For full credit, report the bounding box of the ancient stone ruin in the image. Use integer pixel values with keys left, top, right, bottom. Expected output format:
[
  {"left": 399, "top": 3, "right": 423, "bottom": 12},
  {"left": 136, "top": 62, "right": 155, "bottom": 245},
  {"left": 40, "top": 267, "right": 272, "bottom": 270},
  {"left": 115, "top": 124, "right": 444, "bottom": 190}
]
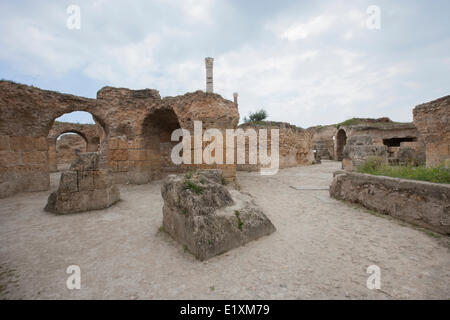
[
  {"left": 330, "top": 170, "right": 450, "bottom": 235},
  {"left": 413, "top": 95, "right": 450, "bottom": 167},
  {"left": 308, "top": 118, "right": 426, "bottom": 171},
  {"left": 161, "top": 169, "right": 276, "bottom": 260},
  {"left": 340, "top": 122, "right": 425, "bottom": 170},
  {"left": 45, "top": 152, "right": 120, "bottom": 214},
  {"left": 0, "top": 80, "right": 239, "bottom": 199},
  {"left": 237, "top": 121, "right": 314, "bottom": 171},
  {"left": 48, "top": 121, "right": 103, "bottom": 172}
]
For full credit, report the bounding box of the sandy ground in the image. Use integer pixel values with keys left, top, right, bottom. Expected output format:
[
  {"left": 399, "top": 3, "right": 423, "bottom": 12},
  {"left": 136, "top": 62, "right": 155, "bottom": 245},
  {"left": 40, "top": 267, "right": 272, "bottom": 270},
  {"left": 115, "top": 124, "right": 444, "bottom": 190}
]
[{"left": 0, "top": 161, "right": 449, "bottom": 299}]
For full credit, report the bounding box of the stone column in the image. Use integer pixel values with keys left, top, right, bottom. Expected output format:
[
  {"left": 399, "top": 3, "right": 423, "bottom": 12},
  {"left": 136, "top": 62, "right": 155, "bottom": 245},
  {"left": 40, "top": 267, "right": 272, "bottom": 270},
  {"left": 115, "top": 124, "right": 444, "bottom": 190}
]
[
  {"left": 205, "top": 57, "right": 214, "bottom": 93},
  {"left": 233, "top": 92, "right": 238, "bottom": 105}
]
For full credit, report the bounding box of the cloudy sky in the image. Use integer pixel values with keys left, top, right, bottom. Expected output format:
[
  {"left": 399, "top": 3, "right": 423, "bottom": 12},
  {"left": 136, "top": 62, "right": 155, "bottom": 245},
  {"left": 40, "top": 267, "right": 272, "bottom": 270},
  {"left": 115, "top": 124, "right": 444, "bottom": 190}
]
[{"left": 1, "top": 0, "right": 449, "bottom": 127}]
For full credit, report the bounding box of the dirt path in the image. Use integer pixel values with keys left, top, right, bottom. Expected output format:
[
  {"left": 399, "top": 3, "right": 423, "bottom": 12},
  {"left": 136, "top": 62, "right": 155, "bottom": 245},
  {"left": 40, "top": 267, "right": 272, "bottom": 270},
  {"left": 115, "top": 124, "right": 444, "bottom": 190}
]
[{"left": 0, "top": 161, "right": 449, "bottom": 299}]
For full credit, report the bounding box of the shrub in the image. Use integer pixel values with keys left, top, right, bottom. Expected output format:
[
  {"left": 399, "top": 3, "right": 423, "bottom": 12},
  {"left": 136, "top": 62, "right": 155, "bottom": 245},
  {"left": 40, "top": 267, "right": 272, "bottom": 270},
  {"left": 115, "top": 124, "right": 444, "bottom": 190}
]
[{"left": 244, "top": 109, "right": 268, "bottom": 123}]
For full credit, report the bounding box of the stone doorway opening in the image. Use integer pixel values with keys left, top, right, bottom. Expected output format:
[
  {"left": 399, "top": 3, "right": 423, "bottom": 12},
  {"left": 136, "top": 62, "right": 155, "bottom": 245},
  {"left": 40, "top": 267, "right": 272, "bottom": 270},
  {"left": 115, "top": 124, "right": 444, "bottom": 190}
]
[
  {"left": 142, "top": 108, "right": 184, "bottom": 179},
  {"left": 55, "top": 132, "right": 87, "bottom": 171},
  {"left": 48, "top": 111, "right": 105, "bottom": 172},
  {"left": 336, "top": 129, "right": 347, "bottom": 161}
]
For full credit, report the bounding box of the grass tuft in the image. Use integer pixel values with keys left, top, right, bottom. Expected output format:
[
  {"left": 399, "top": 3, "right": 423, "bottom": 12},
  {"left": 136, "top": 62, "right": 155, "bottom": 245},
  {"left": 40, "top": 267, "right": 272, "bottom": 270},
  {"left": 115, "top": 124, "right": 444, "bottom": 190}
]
[
  {"left": 184, "top": 179, "right": 204, "bottom": 194},
  {"left": 358, "top": 157, "right": 450, "bottom": 184}
]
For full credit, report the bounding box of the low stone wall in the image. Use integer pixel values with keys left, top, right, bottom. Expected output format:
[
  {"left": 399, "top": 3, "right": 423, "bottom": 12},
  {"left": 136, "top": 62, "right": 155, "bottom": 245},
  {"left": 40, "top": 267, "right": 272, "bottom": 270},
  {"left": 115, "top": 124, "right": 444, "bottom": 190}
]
[{"left": 329, "top": 171, "right": 450, "bottom": 235}]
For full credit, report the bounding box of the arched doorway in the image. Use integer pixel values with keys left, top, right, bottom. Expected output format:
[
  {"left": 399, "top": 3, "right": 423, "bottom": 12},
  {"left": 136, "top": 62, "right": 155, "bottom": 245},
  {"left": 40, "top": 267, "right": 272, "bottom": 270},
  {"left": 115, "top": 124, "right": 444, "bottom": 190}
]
[
  {"left": 142, "top": 108, "right": 183, "bottom": 179},
  {"left": 55, "top": 132, "right": 87, "bottom": 171},
  {"left": 336, "top": 129, "right": 347, "bottom": 161},
  {"left": 47, "top": 112, "right": 105, "bottom": 172}
]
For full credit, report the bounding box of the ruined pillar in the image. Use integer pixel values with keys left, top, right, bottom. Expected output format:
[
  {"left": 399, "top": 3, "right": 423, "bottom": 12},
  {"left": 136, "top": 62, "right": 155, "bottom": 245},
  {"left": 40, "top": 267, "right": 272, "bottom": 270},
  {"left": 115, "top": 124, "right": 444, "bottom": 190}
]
[
  {"left": 233, "top": 92, "right": 238, "bottom": 105},
  {"left": 205, "top": 57, "right": 214, "bottom": 93}
]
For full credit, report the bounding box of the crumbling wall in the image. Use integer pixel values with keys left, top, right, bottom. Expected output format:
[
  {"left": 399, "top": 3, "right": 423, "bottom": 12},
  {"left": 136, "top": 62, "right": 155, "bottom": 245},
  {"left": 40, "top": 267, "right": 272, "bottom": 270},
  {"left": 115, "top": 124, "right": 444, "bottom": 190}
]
[
  {"left": 341, "top": 123, "right": 424, "bottom": 170},
  {"left": 308, "top": 125, "right": 338, "bottom": 160},
  {"left": 413, "top": 95, "right": 450, "bottom": 167},
  {"left": 236, "top": 122, "right": 314, "bottom": 171},
  {"left": 0, "top": 81, "right": 239, "bottom": 198},
  {"left": 330, "top": 170, "right": 450, "bottom": 235},
  {"left": 56, "top": 134, "right": 86, "bottom": 170}
]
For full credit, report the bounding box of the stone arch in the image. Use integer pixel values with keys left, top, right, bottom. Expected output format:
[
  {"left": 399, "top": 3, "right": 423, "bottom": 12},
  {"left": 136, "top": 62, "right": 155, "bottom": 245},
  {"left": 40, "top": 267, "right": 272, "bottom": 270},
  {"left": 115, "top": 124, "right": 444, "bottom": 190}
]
[
  {"left": 336, "top": 129, "right": 347, "bottom": 161},
  {"left": 47, "top": 116, "right": 105, "bottom": 172},
  {"left": 142, "top": 107, "right": 183, "bottom": 179},
  {"left": 54, "top": 132, "right": 87, "bottom": 171}
]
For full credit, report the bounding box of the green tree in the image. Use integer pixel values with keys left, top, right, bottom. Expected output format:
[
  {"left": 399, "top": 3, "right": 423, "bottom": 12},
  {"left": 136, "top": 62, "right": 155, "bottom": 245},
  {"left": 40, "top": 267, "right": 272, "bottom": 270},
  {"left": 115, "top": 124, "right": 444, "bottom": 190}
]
[{"left": 243, "top": 109, "right": 268, "bottom": 123}]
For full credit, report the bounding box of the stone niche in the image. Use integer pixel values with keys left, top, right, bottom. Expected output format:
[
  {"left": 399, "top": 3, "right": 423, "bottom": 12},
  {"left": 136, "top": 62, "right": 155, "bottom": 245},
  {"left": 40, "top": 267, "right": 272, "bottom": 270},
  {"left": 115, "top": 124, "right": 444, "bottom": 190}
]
[
  {"left": 45, "top": 152, "right": 120, "bottom": 214},
  {"left": 161, "top": 169, "right": 276, "bottom": 261}
]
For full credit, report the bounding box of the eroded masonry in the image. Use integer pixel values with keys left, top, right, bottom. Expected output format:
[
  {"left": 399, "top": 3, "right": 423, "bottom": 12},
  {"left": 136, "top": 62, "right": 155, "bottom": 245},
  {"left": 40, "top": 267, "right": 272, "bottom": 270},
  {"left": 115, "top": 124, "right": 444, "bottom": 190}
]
[{"left": 0, "top": 80, "right": 239, "bottom": 199}]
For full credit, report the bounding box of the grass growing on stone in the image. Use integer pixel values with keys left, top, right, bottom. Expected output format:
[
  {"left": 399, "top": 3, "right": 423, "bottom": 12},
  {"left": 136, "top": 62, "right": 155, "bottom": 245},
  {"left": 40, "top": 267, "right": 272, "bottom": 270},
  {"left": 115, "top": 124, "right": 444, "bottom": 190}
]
[
  {"left": 184, "top": 179, "right": 204, "bottom": 194},
  {"left": 358, "top": 157, "right": 450, "bottom": 184},
  {"left": 221, "top": 176, "right": 227, "bottom": 185},
  {"left": 234, "top": 210, "right": 244, "bottom": 230}
]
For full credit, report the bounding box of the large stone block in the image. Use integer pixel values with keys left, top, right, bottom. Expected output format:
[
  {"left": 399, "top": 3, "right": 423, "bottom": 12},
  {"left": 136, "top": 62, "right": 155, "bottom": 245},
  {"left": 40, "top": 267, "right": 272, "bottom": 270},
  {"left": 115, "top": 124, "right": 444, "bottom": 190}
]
[
  {"left": 330, "top": 171, "right": 450, "bottom": 235},
  {"left": 59, "top": 171, "right": 78, "bottom": 193},
  {"left": 22, "top": 151, "right": 47, "bottom": 164},
  {"left": 45, "top": 152, "right": 120, "bottom": 214},
  {"left": 78, "top": 170, "right": 94, "bottom": 191},
  {"left": 161, "top": 170, "right": 276, "bottom": 260},
  {"left": 70, "top": 152, "right": 99, "bottom": 171},
  {"left": 0, "top": 136, "right": 10, "bottom": 151}
]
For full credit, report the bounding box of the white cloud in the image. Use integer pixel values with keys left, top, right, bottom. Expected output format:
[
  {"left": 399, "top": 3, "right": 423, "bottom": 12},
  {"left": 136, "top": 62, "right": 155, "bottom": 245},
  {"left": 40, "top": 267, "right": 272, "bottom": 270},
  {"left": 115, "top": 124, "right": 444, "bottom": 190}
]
[
  {"left": 0, "top": 0, "right": 449, "bottom": 127},
  {"left": 279, "top": 15, "right": 334, "bottom": 41}
]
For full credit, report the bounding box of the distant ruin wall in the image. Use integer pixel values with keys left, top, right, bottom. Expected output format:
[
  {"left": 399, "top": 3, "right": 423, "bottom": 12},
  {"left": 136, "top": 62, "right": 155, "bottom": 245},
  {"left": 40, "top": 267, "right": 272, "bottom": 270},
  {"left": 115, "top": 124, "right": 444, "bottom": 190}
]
[
  {"left": 309, "top": 125, "right": 338, "bottom": 160},
  {"left": 413, "top": 96, "right": 450, "bottom": 168},
  {"left": 236, "top": 122, "right": 314, "bottom": 171},
  {"left": 330, "top": 171, "right": 450, "bottom": 235},
  {"left": 341, "top": 123, "right": 425, "bottom": 171}
]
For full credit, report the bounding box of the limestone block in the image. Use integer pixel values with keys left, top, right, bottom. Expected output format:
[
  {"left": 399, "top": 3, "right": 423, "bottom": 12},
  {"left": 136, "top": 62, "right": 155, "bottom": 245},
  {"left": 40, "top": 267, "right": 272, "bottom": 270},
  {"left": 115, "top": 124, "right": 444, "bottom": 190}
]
[
  {"left": 78, "top": 170, "right": 94, "bottom": 191},
  {"left": 59, "top": 171, "right": 78, "bottom": 193},
  {"left": 45, "top": 152, "right": 120, "bottom": 214},
  {"left": 161, "top": 169, "right": 276, "bottom": 260},
  {"left": 70, "top": 152, "right": 99, "bottom": 171}
]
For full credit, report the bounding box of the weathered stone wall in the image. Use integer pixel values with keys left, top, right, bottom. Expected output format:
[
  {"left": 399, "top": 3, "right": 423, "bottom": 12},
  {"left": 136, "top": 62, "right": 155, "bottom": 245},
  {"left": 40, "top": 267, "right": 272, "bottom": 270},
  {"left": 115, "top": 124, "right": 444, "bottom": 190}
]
[
  {"left": 413, "top": 95, "right": 450, "bottom": 167},
  {"left": 308, "top": 125, "right": 338, "bottom": 160},
  {"left": 330, "top": 171, "right": 450, "bottom": 235},
  {"left": 56, "top": 134, "right": 86, "bottom": 169},
  {"left": 0, "top": 80, "right": 239, "bottom": 198},
  {"left": 236, "top": 122, "right": 314, "bottom": 171},
  {"left": 341, "top": 123, "right": 424, "bottom": 170}
]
